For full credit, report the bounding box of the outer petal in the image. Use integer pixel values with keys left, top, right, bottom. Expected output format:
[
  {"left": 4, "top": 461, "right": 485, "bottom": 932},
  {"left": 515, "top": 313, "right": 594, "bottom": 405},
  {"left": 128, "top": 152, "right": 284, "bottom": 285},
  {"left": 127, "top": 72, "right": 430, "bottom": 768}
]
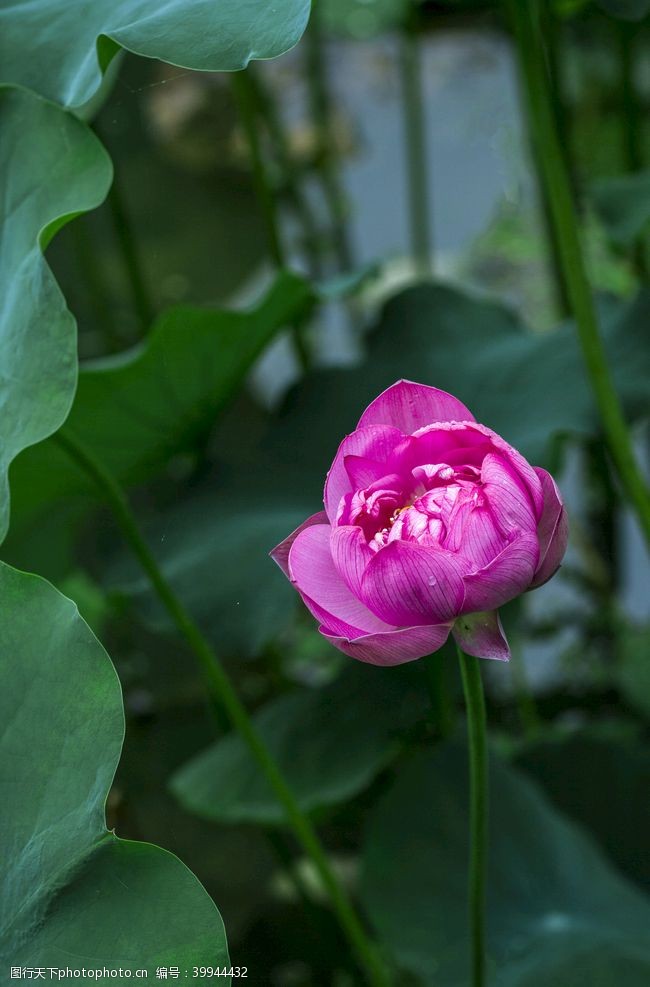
[
  {"left": 357, "top": 379, "right": 475, "bottom": 432},
  {"left": 288, "top": 524, "right": 392, "bottom": 636},
  {"left": 452, "top": 610, "right": 510, "bottom": 662},
  {"left": 461, "top": 531, "right": 539, "bottom": 614},
  {"left": 360, "top": 541, "right": 466, "bottom": 626},
  {"left": 320, "top": 621, "right": 453, "bottom": 666},
  {"left": 324, "top": 424, "right": 404, "bottom": 523},
  {"left": 331, "top": 524, "right": 373, "bottom": 597},
  {"left": 270, "top": 511, "right": 329, "bottom": 578},
  {"left": 529, "top": 467, "right": 569, "bottom": 589}
]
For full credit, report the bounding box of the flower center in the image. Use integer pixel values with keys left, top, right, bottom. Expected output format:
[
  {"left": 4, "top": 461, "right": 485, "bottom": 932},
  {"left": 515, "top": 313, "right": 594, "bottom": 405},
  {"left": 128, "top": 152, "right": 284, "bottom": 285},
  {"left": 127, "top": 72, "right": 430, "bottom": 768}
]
[{"left": 352, "top": 462, "right": 487, "bottom": 554}]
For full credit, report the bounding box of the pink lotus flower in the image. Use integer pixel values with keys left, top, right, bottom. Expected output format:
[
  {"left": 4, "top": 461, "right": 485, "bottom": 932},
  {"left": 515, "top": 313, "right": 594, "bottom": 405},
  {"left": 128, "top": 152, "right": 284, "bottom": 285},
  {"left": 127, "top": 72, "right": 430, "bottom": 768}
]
[{"left": 271, "top": 381, "right": 568, "bottom": 664}]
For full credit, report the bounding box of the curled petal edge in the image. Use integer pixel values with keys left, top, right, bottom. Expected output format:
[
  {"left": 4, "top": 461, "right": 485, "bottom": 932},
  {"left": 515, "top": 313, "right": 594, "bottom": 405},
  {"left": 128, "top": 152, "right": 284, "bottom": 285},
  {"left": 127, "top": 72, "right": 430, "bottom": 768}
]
[{"left": 269, "top": 511, "right": 329, "bottom": 578}]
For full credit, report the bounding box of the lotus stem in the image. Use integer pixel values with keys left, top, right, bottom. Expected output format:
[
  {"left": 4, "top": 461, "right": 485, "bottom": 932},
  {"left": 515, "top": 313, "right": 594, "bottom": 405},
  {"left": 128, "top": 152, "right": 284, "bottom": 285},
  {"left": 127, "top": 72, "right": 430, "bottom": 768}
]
[
  {"left": 457, "top": 644, "right": 488, "bottom": 987},
  {"left": 506, "top": 0, "right": 650, "bottom": 548},
  {"left": 54, "top": 428, "right": 390, "bottom": 987}
]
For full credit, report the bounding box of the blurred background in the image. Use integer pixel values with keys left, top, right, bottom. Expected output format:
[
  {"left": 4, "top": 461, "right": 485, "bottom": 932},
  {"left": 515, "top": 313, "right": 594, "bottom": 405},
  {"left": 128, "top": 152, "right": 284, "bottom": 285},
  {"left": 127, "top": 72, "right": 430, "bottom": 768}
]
[{"left": 7, "top": 1, "right": 650, "bottom": 983}]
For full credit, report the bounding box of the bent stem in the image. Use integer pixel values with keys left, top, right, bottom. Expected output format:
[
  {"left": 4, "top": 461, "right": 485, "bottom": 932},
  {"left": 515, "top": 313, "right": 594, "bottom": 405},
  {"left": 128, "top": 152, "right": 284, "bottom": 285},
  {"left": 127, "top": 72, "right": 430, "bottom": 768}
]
[
  {"left": 457, "top": 644, "right": 488, "bottom": 987},
  {"left": 506, "top": 0, "right": 650, "bottom": 548},
  {"left": 54, "top": 429, "right": 389, "bottom": 987}
]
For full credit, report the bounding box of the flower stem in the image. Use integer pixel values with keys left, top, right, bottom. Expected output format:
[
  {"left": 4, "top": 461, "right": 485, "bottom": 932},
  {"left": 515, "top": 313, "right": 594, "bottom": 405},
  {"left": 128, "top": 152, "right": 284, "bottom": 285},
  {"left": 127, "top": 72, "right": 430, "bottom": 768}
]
[
  {"left": 505, "top": 0, "right": 650, "bottom": 549},
  {"left": 398, "top": 14, "right": 432, "bottom": 278},
  {"left": 54, "top": 428, "right": 389, "bottom": 987},
  {"left": 456, "top": 644, "right": 488, "bottom": 987}
]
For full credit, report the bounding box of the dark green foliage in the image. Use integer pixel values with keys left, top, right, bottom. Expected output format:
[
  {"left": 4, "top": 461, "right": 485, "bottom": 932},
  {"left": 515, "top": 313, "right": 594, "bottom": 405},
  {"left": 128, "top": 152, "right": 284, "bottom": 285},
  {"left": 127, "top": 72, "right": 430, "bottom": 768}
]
[{"left": 361, "top": 744, "right": 650, "bottom": 986}]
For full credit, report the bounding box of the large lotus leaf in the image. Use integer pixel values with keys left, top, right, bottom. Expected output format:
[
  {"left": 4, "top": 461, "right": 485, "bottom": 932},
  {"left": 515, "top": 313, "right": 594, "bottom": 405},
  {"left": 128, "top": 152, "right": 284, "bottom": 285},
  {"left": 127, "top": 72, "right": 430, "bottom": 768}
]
[
  {"left": 5, "top": 273, "right": 314, "bottom": 554},
  {"left": 256, "top": 283, "right": 650, "bottom": 479},
  {"left": 361, "top": 744, "right": 650, "bottom": 986},
  {"left": 171, "top": 663, "right": 430, "bottom": 824},
  {"left": 0, "top": 85, "right": 112, "bottom": 545},
  {"left": 0, "top": 0, "right": 311, "bottom": 108},
  {"left": 592, "top": 171, "right": 650, "bottom": 247},
  {"left": 0, "top": 562, "right": 229, "bottom": 980},
  {"left": 516, "top": 732, "right": 650, "bottom": 891}
]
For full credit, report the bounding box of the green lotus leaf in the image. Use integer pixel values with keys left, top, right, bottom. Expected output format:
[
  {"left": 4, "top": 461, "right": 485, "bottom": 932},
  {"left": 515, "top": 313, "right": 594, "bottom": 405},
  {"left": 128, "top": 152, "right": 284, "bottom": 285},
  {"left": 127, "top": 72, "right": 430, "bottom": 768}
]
[
  {"left": 0, "top": 85, "right": 112, "bottom": 545},
  {"left": 0, "top": 561, "right": 229, "bottom": 980},
  {"left": 0, "top": 0, "right": 311, "bottom": 108}
]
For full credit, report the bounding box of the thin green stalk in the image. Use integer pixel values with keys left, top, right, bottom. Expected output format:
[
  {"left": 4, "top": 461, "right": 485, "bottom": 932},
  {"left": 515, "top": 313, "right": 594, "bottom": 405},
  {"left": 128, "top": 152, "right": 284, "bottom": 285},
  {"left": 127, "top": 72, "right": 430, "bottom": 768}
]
[
  {"left": 231, "top": 70, "right": 311, "bottom": 372},
  {"left": 398, "top": 18, "right": 432, "bottom": 278},
  {"left": 54, "top": 429, "right": 389, "bottom": 987},
  {"left": 506, "top": 0, "right": 650, "bottom": 548},
  {"left": 105, "top": 174, "right": 155, "bottom": 334},
  {"left": 457, "top": 645, "right": 488, "bottom": 987},
  {"left": 542, "top": 0, "right": 574, "bottom": 191},
  {"left": 305, "top": 3, "right": 354, "bottom": 274}
]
